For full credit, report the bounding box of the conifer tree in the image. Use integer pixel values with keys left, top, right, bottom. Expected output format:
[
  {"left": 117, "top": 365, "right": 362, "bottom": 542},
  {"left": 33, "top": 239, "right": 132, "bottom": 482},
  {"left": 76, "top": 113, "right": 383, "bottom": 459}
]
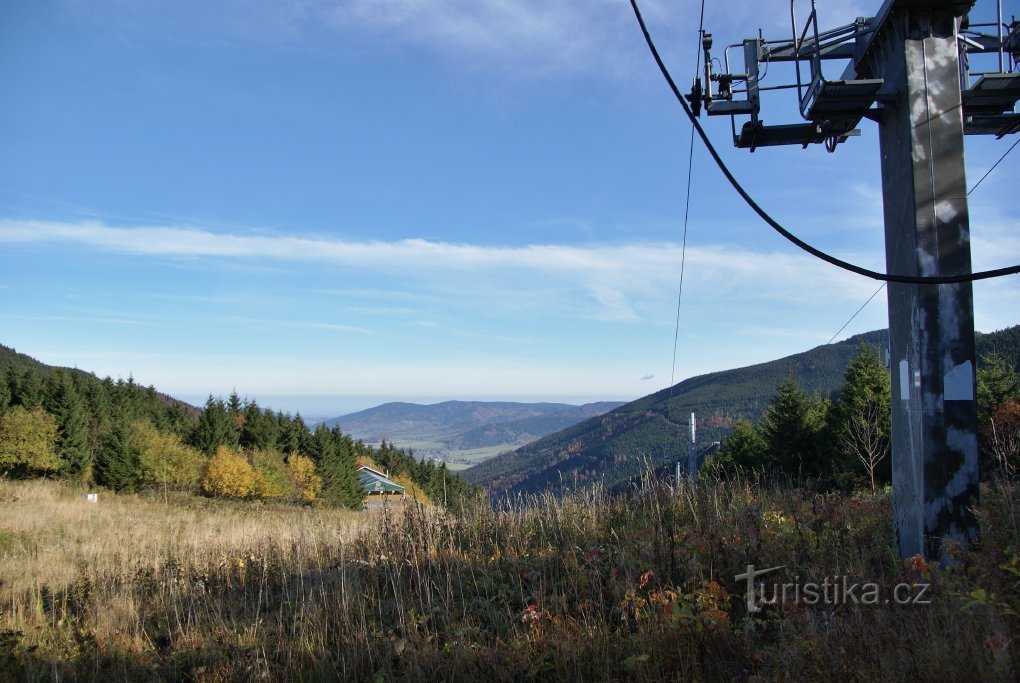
[
  {"left": 281, "top": 414, "right": 310, "bottom": 455},
  {"left": 13, "top": 368, "right": 43, "bottom": 408},
  {"left": 95, "top": 420, "right": 139, "bottom": 491},
  {"left": 191, "top": 396, "right": 235, "bottom": 455},
  {"left": 240, "top": 401, "right": 281, "bottom": 450},
  {"left": 226, "top": 390, "right": 243, "bottom": 437},
  {"left": 759, "top": 375, "right": 827, "bottom": 479},
  {"left": 316, "top": 426, "right": 364, "bottom": 508},
  {"left": 0, "top": 373, "right": 9, "bottom": 412},
  {"left": 829, "top": 345, "right": 890, "bottom": 491},
  {"left": 227, "top": 390, "right": 242, "bottom": 419},
  {"left": 43, "top": 371, "right": 91, "bottom": 479},
  {"left": 163, "top": 402, "right": 194, "bottom": 437},
  {"left": 711, "top": 418, "right": 766, "bottom": 474},
  {"left": 2, "top": 366, "right": 17, "bottom": 410},
  {"left": 79, "top": 375, "right": 115, "bottom": 461}
]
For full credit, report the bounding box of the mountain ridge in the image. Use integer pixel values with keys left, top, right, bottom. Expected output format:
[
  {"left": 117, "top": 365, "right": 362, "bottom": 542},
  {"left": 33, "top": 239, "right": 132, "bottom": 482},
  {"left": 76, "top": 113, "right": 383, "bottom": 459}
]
[
  {"left": 323, "top": 400, "right": 625, "bottom": 467},
  {"left": 464, "top": 325, "right": 1020, "bottom": 496}
]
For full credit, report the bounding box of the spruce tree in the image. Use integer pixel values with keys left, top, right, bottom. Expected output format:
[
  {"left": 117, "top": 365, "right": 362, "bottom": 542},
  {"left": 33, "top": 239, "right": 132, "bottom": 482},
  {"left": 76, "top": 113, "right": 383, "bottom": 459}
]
[
  {"left": 713, "top": 418, "right": 766, "bottom": 473},
  {"left": 43, "top": 371, "right": 91, "bottom": 479},
  {"left": 95, "top": 420, "right": 138, "bottom": 491},
  {"left": 759, "top": 375, "right": 827, "bottom": 479},
  {"left": 240, "top": 401, "right": 280, "bottom": 450},
  {"left": 281, "top": 414, "right": 310, "bottom": 455},
  {"left": 163, "top": 402, "right": 194, "bottom": 437},
  {"left": 191, "top": 396, "right": 234, "bottom": 456},
  {"left": 2, "top": 367, "right": 17, "bottom": 410},
  {"left": 80, "top": 376, "right": 115, "bottom": 463},
  {"left": 13, "top": 368, "right": 43, "bottom": 408},
  {"left": 829, "top": 345, "right": 890, "bottom": 491},
  {"left": 317, "top": 426, "right": 364, "bottom": 508}
]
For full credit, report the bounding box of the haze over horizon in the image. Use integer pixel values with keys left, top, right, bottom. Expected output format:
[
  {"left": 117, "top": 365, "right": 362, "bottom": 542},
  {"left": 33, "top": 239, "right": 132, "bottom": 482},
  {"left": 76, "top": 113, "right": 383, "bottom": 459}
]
[{"left": 3, "top": 0, "right": 1017, "bottom": 418}]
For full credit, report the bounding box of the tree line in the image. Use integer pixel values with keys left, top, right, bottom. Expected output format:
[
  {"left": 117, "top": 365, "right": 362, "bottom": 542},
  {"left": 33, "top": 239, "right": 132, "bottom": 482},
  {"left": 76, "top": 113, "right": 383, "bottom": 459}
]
[
  {"left": 0, "top": 349, "right": 475, "bottom": 509},
  {"left": 708, "top": 345, "right": 1020, "bottom": 489}
]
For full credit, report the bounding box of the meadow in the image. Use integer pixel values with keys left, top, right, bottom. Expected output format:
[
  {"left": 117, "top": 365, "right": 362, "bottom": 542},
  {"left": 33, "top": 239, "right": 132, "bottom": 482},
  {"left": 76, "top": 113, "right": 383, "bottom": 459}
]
[{"left": 0, "top": 475, "right": 1016, "bottom": 681}]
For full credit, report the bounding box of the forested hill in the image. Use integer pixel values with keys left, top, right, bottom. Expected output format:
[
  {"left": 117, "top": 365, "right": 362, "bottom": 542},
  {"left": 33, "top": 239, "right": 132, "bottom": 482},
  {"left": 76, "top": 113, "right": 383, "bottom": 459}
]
[
  {"left": 0, "top": 344, "right": 200, "bottom": 417},
  {"left": 0, "top": 344, "right": 474, "bottom": 510},
  {"left": 464, "top": 325, "right": 1020, "bottom": 496}
]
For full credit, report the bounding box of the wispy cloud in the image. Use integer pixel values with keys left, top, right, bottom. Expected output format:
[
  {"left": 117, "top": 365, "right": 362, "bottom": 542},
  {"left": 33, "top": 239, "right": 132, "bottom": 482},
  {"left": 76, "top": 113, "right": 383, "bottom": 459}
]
[
  {"left": 296, "top": 322, "right": 371, "bottom": 334},
  {"left": 0, "top": 218, "right": 906, "bottom": 321},
  {"left": 19, "top": 315, "right": 163, "bottom": 327},
  {"left": 217, "top": 314, "right": 371, "bottom": 335},
  {"left": 323, "top": 0, "right": 652, "bottom": 76}
]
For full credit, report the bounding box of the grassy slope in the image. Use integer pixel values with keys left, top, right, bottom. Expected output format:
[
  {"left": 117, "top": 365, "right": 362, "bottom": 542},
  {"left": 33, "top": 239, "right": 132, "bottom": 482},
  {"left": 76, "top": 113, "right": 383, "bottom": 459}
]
[{"left": 1, "top": 476, "right": 1016, "bottom": 680}]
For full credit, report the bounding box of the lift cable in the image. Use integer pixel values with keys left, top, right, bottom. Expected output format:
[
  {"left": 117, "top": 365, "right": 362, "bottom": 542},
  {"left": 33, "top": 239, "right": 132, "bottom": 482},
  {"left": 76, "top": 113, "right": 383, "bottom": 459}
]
[
  {"left": 667, "top": 0, "right": 706, "bottom": 400},
  {"left": 827, "top": 283, "right": 886, "bottom": 345},
  {"left": 825, "top": 136, "right": 1017, "bottom": 344},
  {"left": 628, "top": 0, "right": 1020, "bottom": 285},
  {"left": 665, "top": 0, "right": 707, "bottom": 480},
  {"left": 968, "top": 137, "right": 1019, "bottom": 196}
]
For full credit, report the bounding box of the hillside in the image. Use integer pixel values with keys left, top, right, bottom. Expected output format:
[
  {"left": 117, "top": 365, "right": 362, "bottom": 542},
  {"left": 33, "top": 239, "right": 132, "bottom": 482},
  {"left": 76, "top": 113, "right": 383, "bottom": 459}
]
[
  {"left": 465, "top": 325, "right": 1020, "bottom": 495},
  {"left": 0, "top": 344, "right": 201, "bottom": 417},
  {"left": 1, "top": 343, "right": 475, "bottom": 510},
  {"left": 323, "top": 400, "right": 623, "bottom": 468}
]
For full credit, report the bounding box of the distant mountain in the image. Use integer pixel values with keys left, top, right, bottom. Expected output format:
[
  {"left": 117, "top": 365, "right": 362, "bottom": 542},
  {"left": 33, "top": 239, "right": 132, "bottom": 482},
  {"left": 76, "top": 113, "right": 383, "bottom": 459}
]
[
  {"left": 322, "top": 400, "right": 624, "bottom": 467},
  {"left": 464, "top": 325, "right": 1020, "bottom": 496}
]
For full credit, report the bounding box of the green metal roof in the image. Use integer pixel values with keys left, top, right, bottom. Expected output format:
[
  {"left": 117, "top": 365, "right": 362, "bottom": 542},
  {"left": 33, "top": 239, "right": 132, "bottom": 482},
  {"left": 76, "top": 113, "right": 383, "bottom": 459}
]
[{"left": 358, "top": 466, "right": 405, "bottom": 493}]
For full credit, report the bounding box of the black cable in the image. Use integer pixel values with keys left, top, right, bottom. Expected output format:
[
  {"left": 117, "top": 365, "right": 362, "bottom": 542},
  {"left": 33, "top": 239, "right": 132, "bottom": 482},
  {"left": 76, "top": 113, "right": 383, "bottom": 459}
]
[
  {"left": 827, "top": 283, "right": 885, "bottom": 344},
  {"left": 968, "top": 137, "right": 1019, "bottom": 196},
  {"left": 628, "top": 0, "right": 1020, "bottom": 286},
  {"left": 666, "top": 0, "right": 707, "bottom": 482},
  {"left": 666, "top": 105, "right": 696, "bottom": 397},
  {"left": 668, "top": 0, "right": 706, "bottom": 396}
]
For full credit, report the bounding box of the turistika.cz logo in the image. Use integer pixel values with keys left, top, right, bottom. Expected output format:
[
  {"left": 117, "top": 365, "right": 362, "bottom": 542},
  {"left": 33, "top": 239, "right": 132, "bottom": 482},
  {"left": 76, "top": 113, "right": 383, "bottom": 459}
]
[{"left": 735, "top": 564, "right": 931, "bottom": 613}]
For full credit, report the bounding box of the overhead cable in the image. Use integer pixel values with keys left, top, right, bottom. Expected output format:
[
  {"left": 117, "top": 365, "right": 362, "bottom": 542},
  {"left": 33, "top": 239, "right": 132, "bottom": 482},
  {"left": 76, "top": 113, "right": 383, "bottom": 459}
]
[
  {"left": 827, "top": 283, "right": 886, "bottom": 345},
  {"left": 968, "top": 137, "right": 1019, "bottom": 195},
  {"left": 667, "top": 0, "right": 706, "bottom": 404},
  {"left": 628, "top": 0, "right": 1020, "bottom": 285}
]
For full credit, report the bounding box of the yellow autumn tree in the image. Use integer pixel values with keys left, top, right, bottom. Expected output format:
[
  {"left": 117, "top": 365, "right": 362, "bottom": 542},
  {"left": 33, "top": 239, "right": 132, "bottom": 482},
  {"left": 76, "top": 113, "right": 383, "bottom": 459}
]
[
  {"left": 251, "top": 448, "right": 295, "bottom": 500},
  {"left": 132, "top": 420, "right": 207, "bottom": 491},
  {"left": 0, "top": 406, "right": 60, "bottom": 476},
  {"left": 201, "top": 446, "right": 255, "bottom": 498},
  {"left": 288, "top": 454, "right": 322, "bottom": 503}
]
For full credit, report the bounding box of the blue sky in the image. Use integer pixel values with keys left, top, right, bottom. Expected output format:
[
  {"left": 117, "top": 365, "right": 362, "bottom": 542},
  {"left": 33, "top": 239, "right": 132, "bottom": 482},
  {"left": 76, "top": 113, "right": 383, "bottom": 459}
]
[{"left": 2, "top": 0, "right": 1017, "bottom": 418}]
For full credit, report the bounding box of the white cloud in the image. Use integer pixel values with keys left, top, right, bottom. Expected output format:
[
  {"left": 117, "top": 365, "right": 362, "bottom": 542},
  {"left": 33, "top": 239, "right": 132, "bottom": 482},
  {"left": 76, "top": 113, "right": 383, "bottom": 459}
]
[
  {"left": 324, "top": 0, "right": 652, "bottom": 75},
  {"left": 55, "top": 0, "right": 897, "bottom": 87},
  {"left": 322, "top": 0, "right": 885, "bottom": 74},
  {"left": 17, "top": 315, "right": 163, "bottom": 327},
  {"left": 4, "top": 217, "right": 1015, "bottom": 334},
  {"left": 0, "top": 218, "right": 879, "bottom": 312}
]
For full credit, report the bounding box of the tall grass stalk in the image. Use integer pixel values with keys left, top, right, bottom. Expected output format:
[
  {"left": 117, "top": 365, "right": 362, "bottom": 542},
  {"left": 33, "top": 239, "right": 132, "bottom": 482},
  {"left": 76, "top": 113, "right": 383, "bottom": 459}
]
[{"left": 0, "top": 475, "right": 1016, "bottom": 681}]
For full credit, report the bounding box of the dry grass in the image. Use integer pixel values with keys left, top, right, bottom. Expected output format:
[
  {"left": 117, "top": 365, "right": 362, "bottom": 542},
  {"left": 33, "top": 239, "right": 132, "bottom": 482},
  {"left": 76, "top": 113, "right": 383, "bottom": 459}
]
[
  {"left": 0, "top": 475, "right": 1017, "bottom": 681},
  {"left": 0, "top": 479, "right": 366, "bottom": 615}
]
